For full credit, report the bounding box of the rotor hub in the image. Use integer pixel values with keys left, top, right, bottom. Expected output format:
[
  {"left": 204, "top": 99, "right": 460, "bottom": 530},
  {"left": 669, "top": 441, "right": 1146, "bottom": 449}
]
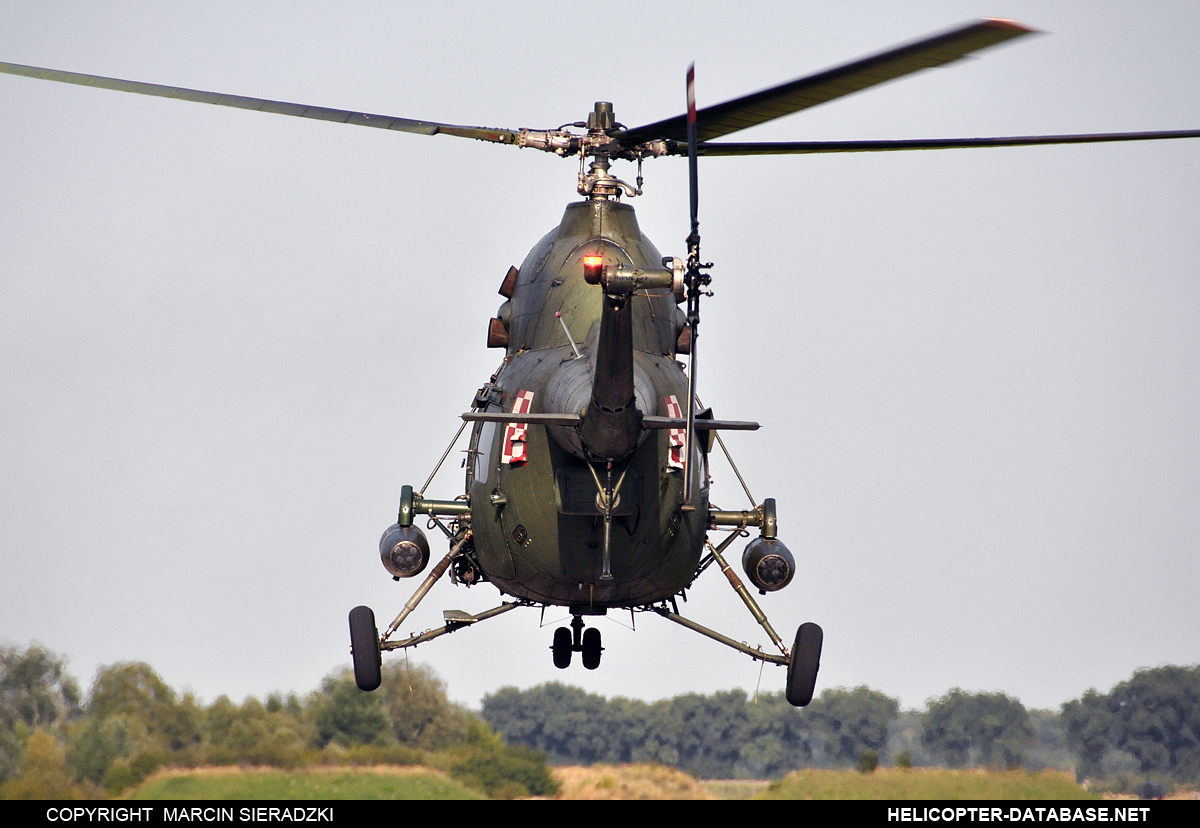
[{"left": 517, "top": 101, "right": 666, "bottom": 200}]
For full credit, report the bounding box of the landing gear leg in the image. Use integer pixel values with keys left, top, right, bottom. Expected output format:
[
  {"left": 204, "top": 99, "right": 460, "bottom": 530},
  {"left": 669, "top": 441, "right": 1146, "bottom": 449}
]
[
  {"left": 551, "top": 615, "right": 603, "bottom": 669},
  {"left": 651, "top": 533, "right": 823, "bottom": 707}
]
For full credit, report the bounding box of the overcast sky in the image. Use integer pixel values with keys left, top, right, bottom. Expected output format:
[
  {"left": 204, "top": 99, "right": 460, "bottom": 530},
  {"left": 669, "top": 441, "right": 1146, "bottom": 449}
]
[{"left": 2, "top": 2, "right": 1198, "bottom": 713}]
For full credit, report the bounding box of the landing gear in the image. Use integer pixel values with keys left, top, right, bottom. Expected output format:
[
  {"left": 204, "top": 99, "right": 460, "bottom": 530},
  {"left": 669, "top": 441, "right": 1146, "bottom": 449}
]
[
  {"left": 551, "top": 615, "right": 603, "bottom": 669},
  {"left": 552, "top": 626, "right": 573, "bottom": 668},
  {"left": 349, "top": 605, "right": 382, "bottom": 691},
  {"left": 786, "top": 622, "right": 823, "bottom": 707},
  {"left": 582, "top": 627, "right": 603, "bottom": 670}
]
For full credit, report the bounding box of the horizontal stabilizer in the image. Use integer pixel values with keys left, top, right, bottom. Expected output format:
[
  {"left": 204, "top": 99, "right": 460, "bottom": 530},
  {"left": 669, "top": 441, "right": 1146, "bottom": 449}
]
[
  {"left": 462, "top": 411, "right": 758, "bottom": 430},
  {"left": 462, "top": 411, "right": 582, "bottom": 426},
  {"left": 643, "top": 417, "right": 759, "bottom": 431}
]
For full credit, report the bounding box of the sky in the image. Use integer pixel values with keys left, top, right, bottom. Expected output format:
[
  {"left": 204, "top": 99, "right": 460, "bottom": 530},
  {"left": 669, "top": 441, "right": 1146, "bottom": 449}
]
[{"left": 1, "top": 2, "right": 1198, "bottom": 714}]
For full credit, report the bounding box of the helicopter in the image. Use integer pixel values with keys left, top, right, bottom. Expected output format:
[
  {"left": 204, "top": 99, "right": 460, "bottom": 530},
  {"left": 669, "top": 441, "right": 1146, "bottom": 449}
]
[{"left": 4, "top": 17, "right": 1199, "bottom": 709}]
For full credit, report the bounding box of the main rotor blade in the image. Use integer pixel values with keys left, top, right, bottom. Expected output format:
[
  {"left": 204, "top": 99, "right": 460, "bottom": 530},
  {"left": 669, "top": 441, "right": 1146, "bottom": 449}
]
[
  {"left": 617, "top": 19, "right": 1033, "bottom": 147},
  {"left": 688, "top": 130, "right": 1200, "bottom": 155},
  {"left": 0, "top": 61, "right": 520, "bottom": 145},
  {"left": 682, "top": 63, "right": 701, "bottom": 509}
]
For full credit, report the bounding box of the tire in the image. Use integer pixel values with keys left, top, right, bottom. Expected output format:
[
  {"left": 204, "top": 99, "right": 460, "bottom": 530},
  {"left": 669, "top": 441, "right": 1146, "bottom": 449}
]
[
  {"left": 552, "top": 626, "right": 572, "bottom": 669},
  {"left": 349, "top": 605, "right": 382, "bottom": 691},
  {"left": 785, "top": 622, "right": 823, "bottom": 707},
  {"left": 581, "top": 627, "right": 602, "bottom": 670}
]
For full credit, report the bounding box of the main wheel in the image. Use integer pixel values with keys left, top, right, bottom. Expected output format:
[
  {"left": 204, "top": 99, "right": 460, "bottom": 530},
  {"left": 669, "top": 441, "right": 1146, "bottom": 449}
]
[
  {"left": 785, "top": 622, "right": 823, "bottom": 707},
  {"left": 348, "top": 605, "right": 382, "bottom": 691},
  {"left": 581, "top": 627, "right": 602, "bottom": 670},
  {"left": 552, "top": 626, "right": 572, "bottom": 669}
]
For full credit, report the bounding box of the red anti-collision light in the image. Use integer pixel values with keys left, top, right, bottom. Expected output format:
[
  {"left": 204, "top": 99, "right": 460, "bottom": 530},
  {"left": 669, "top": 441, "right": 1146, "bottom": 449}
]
[{"left": 583, "top": 255, "right": 604, "bottom": 284}]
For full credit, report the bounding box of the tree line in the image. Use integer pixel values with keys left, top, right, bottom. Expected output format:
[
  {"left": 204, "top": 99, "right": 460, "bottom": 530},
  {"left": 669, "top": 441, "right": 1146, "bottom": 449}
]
[
  {"left": 2, "top": 642, "right": 1197, "bottom": 797},
  {"left": 480, "top": 666, "right": 1200, "bottom": 788},
  {"left": 0, "top": 644, "right": 555, "bottom": 799}
]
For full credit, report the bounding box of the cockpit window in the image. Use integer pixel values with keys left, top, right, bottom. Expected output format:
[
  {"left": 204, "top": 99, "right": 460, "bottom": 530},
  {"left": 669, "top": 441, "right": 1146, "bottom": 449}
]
[{"left": 473, "top": 421, "right": 497, "bottom": 484}]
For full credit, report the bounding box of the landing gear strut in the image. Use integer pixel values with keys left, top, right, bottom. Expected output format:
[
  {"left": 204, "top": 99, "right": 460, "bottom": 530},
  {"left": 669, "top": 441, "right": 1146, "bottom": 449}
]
[{"left": 551, "top": 615, "right": 603, "bottom": 670}]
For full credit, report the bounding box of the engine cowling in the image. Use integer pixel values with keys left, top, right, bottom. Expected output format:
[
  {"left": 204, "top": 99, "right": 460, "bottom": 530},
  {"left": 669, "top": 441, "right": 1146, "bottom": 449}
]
[
  {"left": 742, "top": 536, "right": 795, "bottom": 593},
  {"left": 379, "top": 524, "right": 430, "bottom": 579}
]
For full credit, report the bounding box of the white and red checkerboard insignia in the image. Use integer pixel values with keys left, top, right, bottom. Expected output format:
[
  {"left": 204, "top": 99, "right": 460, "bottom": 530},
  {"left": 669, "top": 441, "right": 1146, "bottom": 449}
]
[
  {"left": 665, "top": 394, "right": 686, "bottom": 470},
  {"left": 501, "top": 390, "right": 535, "bottom": 465}
]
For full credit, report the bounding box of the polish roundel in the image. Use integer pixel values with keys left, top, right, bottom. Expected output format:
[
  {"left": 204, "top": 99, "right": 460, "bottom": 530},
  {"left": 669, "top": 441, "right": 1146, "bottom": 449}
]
[{"left": 501, "top": 390, "right": 535, "bottom": 465}]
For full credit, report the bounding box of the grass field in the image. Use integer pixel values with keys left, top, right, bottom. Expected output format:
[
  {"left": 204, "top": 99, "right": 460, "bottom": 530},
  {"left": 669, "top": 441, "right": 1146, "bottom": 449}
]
[
  {"left": 132, "top": 766, "right": 484, "bottom": 800},
  {"left": 128, "top": 764, "right": 1110, "bottom": 800},
  {"left": 761, "top": 768, "right": 1099, "bottom": 800}
]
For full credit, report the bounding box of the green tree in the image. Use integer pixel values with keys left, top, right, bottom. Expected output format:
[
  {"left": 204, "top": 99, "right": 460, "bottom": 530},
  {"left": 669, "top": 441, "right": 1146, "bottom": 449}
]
[
  {"left": 65, "top": 662, "right": 201, "bottom": 791},
  {"left": 660, "top": 690, "right": 750, "bottom": 778},
  {"left": 1063, "top": 665, "right": 1200, "bottom": 784},
  {"left": 446, "top": 718, "right": 558, "bottom": 799},
  {"left": 202, "top": 695, "right": 310, "bottom": 767},
  {"left": 482, "top": 682, "right": 616, "bottom": 765},
  {"left": 923, "top": 689, "right": 1034, "bottom": 768},
  {"left": 0, "top": 729, "right": 89, "bottom": 799},
  {"left": 0, "top": 644, "right": 82, "bottom": 783},
  {"left": 807, "top": 686, "right": 899, "bottom": 766},
  {"left": 67, "top": 712, "right": 146, "bottom": 787},
  {"left": 0, "top": 644, "right": 81, "bottom": 730},
  {"left": 308, "top": 671, "right": 391, "bottom": 748},
  {"left": 86, "top": 662, "right": 200, "bottom": 752},
  {"left": 377, "top": 663, "right": 472, "bottom": 750},
  {"left": 619, "top": 697, "right": 680, "bottom": 767},
  {"left": 1061, "top": 688, "right": 1112, "bottom": 779},
  {"left": 1024, "top": 708, "right": 1076, "bottom": 771},
  {"left": 738, "top": 692, "right": 819, "bottom": 778}
]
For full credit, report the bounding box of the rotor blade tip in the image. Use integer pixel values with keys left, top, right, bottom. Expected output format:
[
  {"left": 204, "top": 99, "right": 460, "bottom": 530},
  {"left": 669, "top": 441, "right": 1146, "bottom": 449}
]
[{"left": 983, "top": 18, "right": 1041, "bottom": 36}]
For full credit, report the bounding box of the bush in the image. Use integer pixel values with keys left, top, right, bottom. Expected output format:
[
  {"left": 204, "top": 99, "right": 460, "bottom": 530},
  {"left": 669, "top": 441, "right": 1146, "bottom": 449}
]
[
  {"left": 857, "top": 749, "right": 879, "bottom": 773},
  {"left": 0, "top": 730, "right": 90, "bottom": 800},
  {"left": 437, "top": 719, "right": 558, "bottom": 799}
]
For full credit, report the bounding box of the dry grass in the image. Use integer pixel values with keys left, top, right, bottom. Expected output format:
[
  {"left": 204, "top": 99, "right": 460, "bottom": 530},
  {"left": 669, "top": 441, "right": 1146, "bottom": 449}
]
[
  {"left": 129, "top": 765, "right": 483, "bottom": 800},
  {"left": 765, "top": 767, "right": 1098, "bottom": 800},
  {"left": 129, "top": 764, "right": 1198, "bottom": 801},
  {"left": 1100, "top": 789, "right": 1200, "bottom": 800},
  {"left": 552, "top": 764, "right": 716, "bottom": 800},
  {"left": 145, "top": 764, "right": 432, "bottom": 779},
  {"left": 702, "top": 779, "right": 773, "bottom": 800}
]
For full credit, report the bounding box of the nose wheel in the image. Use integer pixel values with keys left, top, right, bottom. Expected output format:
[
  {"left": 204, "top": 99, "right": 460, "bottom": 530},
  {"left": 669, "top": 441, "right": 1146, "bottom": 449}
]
[
  {"left": 551, "top": 615, "right": 603, "bottom": 670},
  {"left": 552, "top": 626, "right": 573, "bottom": 668}
]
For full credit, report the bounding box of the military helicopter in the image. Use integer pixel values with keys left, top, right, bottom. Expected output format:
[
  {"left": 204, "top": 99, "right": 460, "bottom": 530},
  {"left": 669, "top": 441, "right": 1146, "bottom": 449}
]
[{"left": 5, "top": 18, "right": 1199, "bottom": 708}]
